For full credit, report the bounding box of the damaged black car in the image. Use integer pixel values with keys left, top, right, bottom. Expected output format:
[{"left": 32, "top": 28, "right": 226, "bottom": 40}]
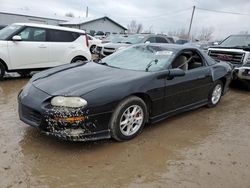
[{"left": 18, "top": 44, "right": 232, "bottom": 142}]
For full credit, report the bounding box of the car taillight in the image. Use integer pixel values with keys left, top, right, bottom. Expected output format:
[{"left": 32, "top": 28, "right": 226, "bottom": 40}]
[{"left": 85, "top": 34, "right": 89, "bottom": 47}]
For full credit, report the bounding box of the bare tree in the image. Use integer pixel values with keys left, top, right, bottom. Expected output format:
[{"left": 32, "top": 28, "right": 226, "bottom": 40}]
[
  {"left": 127, "top": 20, "right": 143, "bottom": 34},
  {"left": 239, "top": 30, "right": 249, "bottom": 35},
  {"left": 197, "top": 27, "right": 214, "bottom": 41},
  {"left": 65, "top": 12, "right": 75, "bottom": 17},
  {"left": 168, "top": 28, "right": 189, "bottom": 39}
]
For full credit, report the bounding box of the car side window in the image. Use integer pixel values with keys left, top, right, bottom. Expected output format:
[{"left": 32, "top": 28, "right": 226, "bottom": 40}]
[
  {"left": 146, "top": 37, "right": 156, "bottom": 43},
  {"left": 18, "top": 27, "right": 46, "bottom": 42},
  {"left": 156, "top": 37, "right": 168, "bottom": 43},
  {"left": 171, "top": 50, "right": 204, "bottom": 71},
  {"left": 48, "top": 30, "right": 80, "bottom": 42}
]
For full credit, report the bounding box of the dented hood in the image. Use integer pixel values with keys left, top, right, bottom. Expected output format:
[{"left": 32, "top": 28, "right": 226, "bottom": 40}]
[{"left": 31, "top": 62, "right": 147, "bottom": 96}]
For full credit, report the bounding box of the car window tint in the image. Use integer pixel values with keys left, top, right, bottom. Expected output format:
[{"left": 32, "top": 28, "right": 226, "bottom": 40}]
[
  {"left": 146, "top": 37, "right": 156, "bottom": 43},
  {"left": 49, "top": 30, "right": 80, "bottom": 42},
  {"left": 156, "top": 37, "right": 168, "bottom": 43},
  {"left": 19, "top": 27, "right": 46, "bottom": 41}
]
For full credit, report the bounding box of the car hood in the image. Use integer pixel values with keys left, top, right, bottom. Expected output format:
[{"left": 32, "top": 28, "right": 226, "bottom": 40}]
[
  {"left": 104, "top": 43, "right": 131, "bottom": 49},
  {"left": 31, "top": 62, "right": 148, "bottom": 96}
]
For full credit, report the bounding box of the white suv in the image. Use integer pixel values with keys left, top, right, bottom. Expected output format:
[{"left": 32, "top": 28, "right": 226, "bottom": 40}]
[{"left": 0, "top": 23, "right": 91, "bottom": 78}]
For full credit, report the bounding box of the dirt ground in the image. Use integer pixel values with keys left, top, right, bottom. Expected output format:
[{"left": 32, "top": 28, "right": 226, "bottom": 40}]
[{"left": 0, "top": 77, "right": 250, "bottom": 188}]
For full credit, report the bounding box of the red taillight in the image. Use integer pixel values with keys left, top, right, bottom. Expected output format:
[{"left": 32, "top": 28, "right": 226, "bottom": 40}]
[{"left": 85, "top": 34, "right": 89, "bottom": 47}]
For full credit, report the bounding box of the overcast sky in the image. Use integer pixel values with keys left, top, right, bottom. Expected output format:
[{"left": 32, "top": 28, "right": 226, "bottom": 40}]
[{"left": 1, "top": 0, "right": 250, "bottom": 39}]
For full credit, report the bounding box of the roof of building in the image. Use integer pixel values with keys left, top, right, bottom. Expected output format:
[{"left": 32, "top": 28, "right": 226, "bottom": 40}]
[
  {"left": 0, "top": 10, "right": 69, "bottom": 22},
  {"left": 13, "top": 23, "right": 86, "bottom": 33},
  {"left": 60, "top": 16, "right": 127, "bottom": 30}
]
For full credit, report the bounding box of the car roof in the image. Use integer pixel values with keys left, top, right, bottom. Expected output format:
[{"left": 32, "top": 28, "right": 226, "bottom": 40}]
[
  {"left": 136, "top": 43, "right": 201, "bottom": 51},
  {"left": 12, "top": 23, "right": 86, "bottom": 33}
]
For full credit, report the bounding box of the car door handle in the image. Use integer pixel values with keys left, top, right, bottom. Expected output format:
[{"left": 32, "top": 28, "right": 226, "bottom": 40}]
[
  {"left": 69, "top": 46, "right": 76, "bottom": 49},
  {"left": 39, "top": 45, "right": 47, "bottom": 48}
]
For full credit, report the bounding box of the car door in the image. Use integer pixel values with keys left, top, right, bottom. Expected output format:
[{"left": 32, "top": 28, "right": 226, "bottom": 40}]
[
  {"left": 7, "top": 26, "right": 49, "bottom": 69},
  {"left": 163, "top": 50, "right": 213, "bottom": 113},
  {"left": 47, "top": 29, "right": 80, "bottom": 66},
  {"left": 155, "top": 37, "right": 168, "bottom": 43}
]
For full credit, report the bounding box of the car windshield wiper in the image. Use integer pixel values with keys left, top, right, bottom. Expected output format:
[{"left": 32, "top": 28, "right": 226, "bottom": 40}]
[{"left": 145, "top": 59, "right": 158, "bottom": 72}]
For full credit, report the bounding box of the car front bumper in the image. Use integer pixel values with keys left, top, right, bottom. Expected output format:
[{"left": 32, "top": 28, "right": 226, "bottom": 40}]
[
  {"left": 234, "top": 66, "right": 250, "bottom": 81},
  {"left": 18, "top": 84, "right": 112, "bottom": 141}
]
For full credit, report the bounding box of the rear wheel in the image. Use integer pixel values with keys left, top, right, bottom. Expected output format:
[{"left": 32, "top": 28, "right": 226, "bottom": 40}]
[
  {"left": 71, "top": 56, "right": 87, "bottom": 63},
  {"left": 110, "top": 96, "right": 148, "bottom": 141},
  {"left": 0, "top": 62, "right": 6, "bottom": 80},
  {"left": 90, "top": 45, "right": 96, "bottom": 54},
  {"left": 207, "top": 80, "right": 223, "bottom": 107}
]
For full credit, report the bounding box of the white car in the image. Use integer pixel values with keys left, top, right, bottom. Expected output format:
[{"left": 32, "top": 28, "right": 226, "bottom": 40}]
[
  {"left": 87, "top": 35, "right": 102, "bottom": 54},
  {"left": 0, "top": 23, "right": 91, "bottom": 78}
]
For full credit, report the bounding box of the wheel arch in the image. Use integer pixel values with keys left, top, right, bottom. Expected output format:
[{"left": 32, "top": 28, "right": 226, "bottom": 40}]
[
  {"left": 71, "top": 55, "right": 88, "bottom": 63},
  {"left": 130, "top": 92, "right": 152, "bottom": 122}
]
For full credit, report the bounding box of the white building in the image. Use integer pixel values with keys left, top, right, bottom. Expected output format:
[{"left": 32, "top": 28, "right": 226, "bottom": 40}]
[{"left": 0, "top": 11, "right": 127, "bottom": 34}]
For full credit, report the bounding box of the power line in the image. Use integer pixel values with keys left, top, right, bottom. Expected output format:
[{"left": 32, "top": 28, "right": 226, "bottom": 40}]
[{"left": 196, "top": 7, "right": 250, "bottom": 16}]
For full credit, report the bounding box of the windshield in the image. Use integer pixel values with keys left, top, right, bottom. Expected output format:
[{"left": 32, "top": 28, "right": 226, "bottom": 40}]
[
  {"left": 0, "top": 24, "right": 23, "bottom": 40},
  {"left": 220, "top": 35, "right": 250, "bottom": 47},
  {"left": 101, "top": 45, "right": 175, "bottom": 71},
  {"left": 120, "top": 35, "right": 145, "bottom": 44}
]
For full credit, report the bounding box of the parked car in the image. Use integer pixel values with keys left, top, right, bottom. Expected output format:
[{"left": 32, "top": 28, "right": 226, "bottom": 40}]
[
  {"left": 0, "top": 23, "right": 91, "bottom": 79},
  {"left": 208, "top": 35, "right": 250, "bottom": 90},
  {"left": 176, "top": 39, "right": 189, "bottom": 45},
  {"left": 101, "top": 34, "right": 174, "bottom": 57},
  {"left": 94, "top": 34, "right": 126, "bottom": 56},
  {"left": 94, "top": 31, "right": 106, "bottom": 40},
  {"left": 18, "top": 44, "right": 232, "bottom": 142},
  {"left": 87, "top": 35, "right": 102, "bottom": 53},
  {"left": 0, "top": 25, "right": 7, "bottom": 30}
]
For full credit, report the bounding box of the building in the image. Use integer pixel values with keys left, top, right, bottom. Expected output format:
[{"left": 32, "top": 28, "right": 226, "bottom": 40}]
[
  {"left": 0, "top": 11, "right": 127, "bottom": 34},
  {"left": 59, "top": 16, "right": 127, "bottom": 34}
]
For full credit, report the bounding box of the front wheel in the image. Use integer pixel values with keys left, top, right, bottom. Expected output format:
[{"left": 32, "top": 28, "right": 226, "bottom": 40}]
[
  {"left": 110, "top": 96, "right": 148, "bottom": 141},
  {"left": 207, "top": 80, "right": 223, "bottom": 107}
]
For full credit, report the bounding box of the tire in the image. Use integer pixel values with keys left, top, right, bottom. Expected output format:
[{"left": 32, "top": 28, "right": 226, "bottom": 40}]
[
  {"left": 18, "top": 71, "right": 31, "bottom": 77},
  {"left": 0, "top": 62, "right": 5, "bottom": 80},
  {"left": 71, "top": 56, "right": 87, "bottom": 63},
  {"left": 207, "top": 80, "right": 223, "bottom": 108},
  {"left": 90, "top": 45, "right": 96, "bottom": 54},
  {"left": 110, "top": 96, "right": 148, "bottom": 141}
]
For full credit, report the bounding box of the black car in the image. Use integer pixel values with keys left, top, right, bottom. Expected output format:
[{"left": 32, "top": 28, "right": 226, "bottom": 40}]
[{"left": 18, "top": 44, "right": 232, "bottom": 142}]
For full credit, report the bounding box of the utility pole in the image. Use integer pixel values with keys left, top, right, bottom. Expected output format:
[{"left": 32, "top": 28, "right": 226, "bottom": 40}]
[
  {"left": 188, "top": 6, "right": 195, "bottom": 40},
  {"left": 86, "top": 6, "right": 88, "bottom": 18}
]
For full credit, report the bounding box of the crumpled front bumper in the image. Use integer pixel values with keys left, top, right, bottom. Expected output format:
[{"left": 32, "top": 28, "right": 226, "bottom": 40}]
[{"left": 18, "top": 84, "right": 112, "bottom": 141}]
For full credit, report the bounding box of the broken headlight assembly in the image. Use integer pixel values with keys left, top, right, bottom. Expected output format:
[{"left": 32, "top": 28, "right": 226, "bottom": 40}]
[{"left": 51, "top": 96, "right": 87, "bottom": 108}]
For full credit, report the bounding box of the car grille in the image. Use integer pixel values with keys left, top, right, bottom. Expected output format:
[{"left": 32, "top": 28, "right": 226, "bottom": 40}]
[
  {"left": 20, "top": 104, "right": 42, "bottom": 126},
  {"left": 208, "top": 50, "right": 245, "bottom": 64}
]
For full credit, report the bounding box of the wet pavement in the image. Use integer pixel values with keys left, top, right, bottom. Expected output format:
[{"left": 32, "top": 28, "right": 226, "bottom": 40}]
[{"left": 0, "top": 77, "right": 250, "bottom": 188}]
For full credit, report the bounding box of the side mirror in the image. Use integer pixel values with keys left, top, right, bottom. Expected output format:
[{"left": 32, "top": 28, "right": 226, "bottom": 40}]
[
  {"left": 145, "top": 41, "right": 150, "bottom": 44},
  {"left": 169, "top": 68, "right": 185, "bottom": 77},
  {"left": 12, "top": 35, "right": 22, "bottom": 41}
]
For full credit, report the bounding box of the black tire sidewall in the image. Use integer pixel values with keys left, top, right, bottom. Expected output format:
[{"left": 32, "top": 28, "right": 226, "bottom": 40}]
[
  {"left": 71, "top": 57, "right": 87, "bottom": 63},
  {"left": 90, "top": 45, "right": 96, "bottom": 54},
  {"left": 0, "top": 63, "right": 5, "bottom": 79},
  {"left": 110, "top": 96, "right": 147, "bottom": 141},
  {"left": 207, "top": 80, "right": 223, "bottom": 107}
]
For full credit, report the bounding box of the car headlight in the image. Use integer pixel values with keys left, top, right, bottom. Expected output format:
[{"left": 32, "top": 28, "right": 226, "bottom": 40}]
[{"left": 51, "top": 96, "right": 87, "bottom": 108}]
